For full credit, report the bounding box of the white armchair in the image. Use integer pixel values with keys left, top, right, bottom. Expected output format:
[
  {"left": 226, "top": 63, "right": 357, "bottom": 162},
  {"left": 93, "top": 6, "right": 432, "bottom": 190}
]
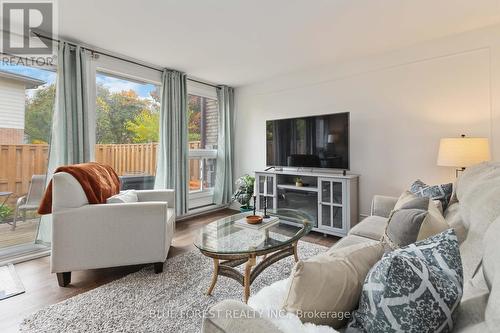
[{"left": 50, "top": 172, "right": 175, "bottom": 287}]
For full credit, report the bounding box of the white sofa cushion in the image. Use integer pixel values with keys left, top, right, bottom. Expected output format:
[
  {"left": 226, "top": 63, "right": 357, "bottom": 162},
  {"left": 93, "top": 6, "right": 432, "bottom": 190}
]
[
  {"left": 106, "top": 190, "right": 139, "bottom": 204},
  {"left": 445, "top": 202, "right": 467, "bottom": 243},
  {"left": 457, "top": 162, "right": 500, "bottom": 281},
  {"left": 348, "top": 215, "right": 387, "bottom": 241},
  {"left": 482, "top": 217, "right": 500, "bottom": 331},
  {"left": 332, "top": 234, "right": 378, "bottom": 250}
]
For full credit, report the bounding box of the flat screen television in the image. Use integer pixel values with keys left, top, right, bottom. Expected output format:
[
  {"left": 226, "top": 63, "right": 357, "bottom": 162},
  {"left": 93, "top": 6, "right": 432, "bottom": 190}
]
[{"left": 266, "top": 112, "right": 349, "bottom": 170}]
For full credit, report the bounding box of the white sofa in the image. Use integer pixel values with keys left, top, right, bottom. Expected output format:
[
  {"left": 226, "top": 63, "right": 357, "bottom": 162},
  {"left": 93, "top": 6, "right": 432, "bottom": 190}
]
[
  {"left": 50, "top": 172, "right": 175, "bottom": 287},
  {"left": 203, "top": 162, "right": 500, "bottom": 333}
]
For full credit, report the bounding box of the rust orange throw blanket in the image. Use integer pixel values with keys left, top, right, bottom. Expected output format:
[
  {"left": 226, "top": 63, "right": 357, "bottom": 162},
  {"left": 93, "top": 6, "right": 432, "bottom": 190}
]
[{"left": 38, "top": 162, "right": 120, "bottom": 215}]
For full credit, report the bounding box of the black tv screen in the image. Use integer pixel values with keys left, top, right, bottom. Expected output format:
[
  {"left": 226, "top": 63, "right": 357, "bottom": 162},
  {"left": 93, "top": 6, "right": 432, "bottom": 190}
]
[{"left": 266, "top": 112, "right": 350, "bottom": 169}]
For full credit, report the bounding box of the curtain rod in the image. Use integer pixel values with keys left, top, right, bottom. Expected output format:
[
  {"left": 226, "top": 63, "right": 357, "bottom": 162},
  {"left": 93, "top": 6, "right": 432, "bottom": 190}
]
[{"left": 32, "top": 31, "right": 222, "bottom": 89}]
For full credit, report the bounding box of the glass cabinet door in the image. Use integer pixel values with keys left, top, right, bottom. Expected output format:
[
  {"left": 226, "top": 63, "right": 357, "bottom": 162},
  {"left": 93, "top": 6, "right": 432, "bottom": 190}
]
[
  {"left": 266, "top": 176, "right": 274, "bottom": 195},
  {"left": 321, "top": 181, "right": 331, "bottom": 204},
  {"left": 318, "top": 178, "right": 345, "bottom": 233},
  {"left": 255, "top": 173, "right": 276, "bottom": 210},
  {"left": 332, "top": 206, "right": 343, "bottom": 229},
  {"left": 321, "top": 204, "right": 331, "bottom": 228},
  {"left": 332, "top": 182, "right": 343, "bottom": 204},
  {"left": 258, "top": 175, "right": 265, "bottom": 194}
]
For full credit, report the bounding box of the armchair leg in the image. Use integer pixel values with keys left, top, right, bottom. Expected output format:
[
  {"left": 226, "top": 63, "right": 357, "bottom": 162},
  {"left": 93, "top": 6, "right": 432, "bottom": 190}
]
[
  {"left": 154, "top": 262, "right": 164, "bottom": 274},
  {"left": 57, "top": 272, "right": 71, "bottom": 287}
]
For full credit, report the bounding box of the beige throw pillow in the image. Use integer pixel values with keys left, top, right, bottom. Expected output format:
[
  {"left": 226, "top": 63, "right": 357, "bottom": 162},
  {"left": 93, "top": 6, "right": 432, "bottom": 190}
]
[
  {"left": 283, "top": 242, "right": 384, "bottom": 328},
  {"left": 394, "top": 191, "right": 449, "bottom": 240}
]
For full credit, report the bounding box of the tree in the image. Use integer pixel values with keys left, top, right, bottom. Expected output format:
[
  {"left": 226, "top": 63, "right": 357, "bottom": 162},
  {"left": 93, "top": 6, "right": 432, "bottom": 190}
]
[
  {"left": 126, "top": 109, "right": 159, "bottom": 143},
  {"left": 24, "top": 82, "right": 202, "bottom": 146},
  {"left": 187, "top": 95, "right": 201, "bottom": 141},
  {"left": 95, "top": 86, "right": 154, "bottom": 144},
  {"left": 25, "top": 84, "right": 55, "bottom": 143}
]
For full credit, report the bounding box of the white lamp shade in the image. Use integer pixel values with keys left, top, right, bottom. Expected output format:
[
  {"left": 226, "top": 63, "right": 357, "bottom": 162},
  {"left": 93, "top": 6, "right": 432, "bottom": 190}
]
[{"left": 437, "top": 137, "right": 491, "bottom": 167}]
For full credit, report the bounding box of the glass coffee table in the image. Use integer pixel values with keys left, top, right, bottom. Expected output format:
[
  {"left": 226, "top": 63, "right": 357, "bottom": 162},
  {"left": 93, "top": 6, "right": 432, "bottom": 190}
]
[{"left": 194, "top": 209, "right": 313, "bottom": 302}]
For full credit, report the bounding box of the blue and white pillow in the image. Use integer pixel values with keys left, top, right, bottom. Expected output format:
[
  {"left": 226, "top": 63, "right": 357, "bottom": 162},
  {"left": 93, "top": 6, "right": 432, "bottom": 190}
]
[
  {"left": 410, "top": 180, "right": 453, "bottom": 210},
  {"left": 348, "top": 229, "right": 463, "bottom": 333}
]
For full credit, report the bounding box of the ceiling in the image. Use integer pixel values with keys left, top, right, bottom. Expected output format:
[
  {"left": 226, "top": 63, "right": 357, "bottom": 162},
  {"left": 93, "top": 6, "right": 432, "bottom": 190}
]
[{"left": 56, "top": 0, "right": 500, "bottom": 86}]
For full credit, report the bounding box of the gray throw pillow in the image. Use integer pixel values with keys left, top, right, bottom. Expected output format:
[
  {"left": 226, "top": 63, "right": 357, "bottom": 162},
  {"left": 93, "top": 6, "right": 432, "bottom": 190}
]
[
  {"left": 383, "top": 208, "right": 428, "bottom": 250},
  {"left": 348, "top": 229, "right": 463, "bottom": 333}
]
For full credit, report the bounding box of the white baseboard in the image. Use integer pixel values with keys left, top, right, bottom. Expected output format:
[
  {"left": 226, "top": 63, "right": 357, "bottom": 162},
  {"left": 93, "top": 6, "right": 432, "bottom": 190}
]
[{"left": 178, "top": 204, "right": 231, "bottom": 221}]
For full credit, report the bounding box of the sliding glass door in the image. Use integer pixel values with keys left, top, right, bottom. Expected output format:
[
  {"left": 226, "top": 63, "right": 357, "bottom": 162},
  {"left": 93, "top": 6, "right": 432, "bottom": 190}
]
[{"left": 0, "top": 62, "right": 56, "bottom": 260}]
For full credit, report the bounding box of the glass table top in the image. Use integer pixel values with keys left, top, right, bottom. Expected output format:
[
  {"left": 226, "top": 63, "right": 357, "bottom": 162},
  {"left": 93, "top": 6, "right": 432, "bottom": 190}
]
[{"left": 194, "top": 209, "right": 313, "bottom": 255}]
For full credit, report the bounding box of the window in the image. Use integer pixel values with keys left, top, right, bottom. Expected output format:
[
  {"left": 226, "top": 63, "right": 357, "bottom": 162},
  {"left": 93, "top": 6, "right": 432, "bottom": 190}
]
[
  {"left": 188, "top": 82, "right": 218, "bottom": 209},
  {"left": 0, "top": 62, "right": 55, "bottom": 253},
  {"left": 94, "top": 72, "right": 160, "bottom": 190}
]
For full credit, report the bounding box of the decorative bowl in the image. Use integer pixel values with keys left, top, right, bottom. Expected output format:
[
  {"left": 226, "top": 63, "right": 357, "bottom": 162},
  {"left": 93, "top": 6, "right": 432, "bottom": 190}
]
[{"left": 246, "top": 215, "right": 263, "bottom": 224}]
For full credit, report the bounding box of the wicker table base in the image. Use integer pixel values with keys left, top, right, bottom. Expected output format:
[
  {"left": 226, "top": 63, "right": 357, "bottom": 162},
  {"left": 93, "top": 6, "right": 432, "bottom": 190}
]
[{"left": 201, "top": 241, "right": 298, "bottom": 303}]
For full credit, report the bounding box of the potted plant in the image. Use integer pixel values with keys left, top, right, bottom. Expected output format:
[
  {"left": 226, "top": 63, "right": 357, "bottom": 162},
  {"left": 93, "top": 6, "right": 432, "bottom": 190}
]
[
  {"left": 295, "top": 177, "right": 303, "bottom": 187},
  {"left": 232, "top": 175, "right": 255, "bottom": 212}
]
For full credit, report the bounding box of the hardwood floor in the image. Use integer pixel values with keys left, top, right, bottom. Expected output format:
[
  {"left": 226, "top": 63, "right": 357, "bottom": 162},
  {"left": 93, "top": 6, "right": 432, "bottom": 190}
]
[{"left": 0, "top": 208, "right": 338, "bottom": 332}]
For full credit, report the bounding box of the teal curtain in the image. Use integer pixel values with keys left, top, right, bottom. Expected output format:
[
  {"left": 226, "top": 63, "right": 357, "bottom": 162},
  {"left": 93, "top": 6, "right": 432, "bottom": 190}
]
[
  {"left": 37, "top": 42, "right": 93, "bottom": 245},
  {"left": 155, "top": 69, "right": 189, "bottom": 215},
  {"left": 214, "top": 86, "right": 235, "bottom": 205},
  {"left": 49, "top": 42, "right": 93, "bottom": 169}
]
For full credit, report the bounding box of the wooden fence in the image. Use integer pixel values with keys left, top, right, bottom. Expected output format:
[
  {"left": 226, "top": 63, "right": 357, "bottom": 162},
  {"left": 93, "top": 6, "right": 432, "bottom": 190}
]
[
  {"left": 0, "top": 144, "right": 49, "bottom": 199},
  {"left": 94, "top": 143, "right": 159, "bottom": 176},
  {"left": 0, "top": 141, "right": 203, "bottom": 201}
]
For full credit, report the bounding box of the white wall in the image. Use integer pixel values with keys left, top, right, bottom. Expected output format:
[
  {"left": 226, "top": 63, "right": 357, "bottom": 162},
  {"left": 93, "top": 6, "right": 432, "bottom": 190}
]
[
  {"left": 0, "top": 78, "right": 25, "bottom": 129},
  {"left": 234, "top": 24, "right": 500, "bottom": 217}
]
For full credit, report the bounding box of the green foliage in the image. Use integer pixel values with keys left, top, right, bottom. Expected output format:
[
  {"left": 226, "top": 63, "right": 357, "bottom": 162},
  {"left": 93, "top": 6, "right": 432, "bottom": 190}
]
[
  {"left": 25, "top": 84, "right": 55, "bottom": 143},
  {"left": 188, "top": 95, "right": 201, "bottom": 142},
  {"left": 0, "top": 205, "right": 13, "bottom": 221},
  {"left": 96, "top": 87, "right": 158, "bottom": 144},
  {"left": 189, "top": 132, "right": 201, "bottom": 141},
  {"left": 232, "top": 175, "right": 255, "bottom": 208},
  {"left": 24, "top": 82, "right": 203, "bottom": 146},
  {"left": 125, "top": 109, "right": 159, "bottom": 143}
]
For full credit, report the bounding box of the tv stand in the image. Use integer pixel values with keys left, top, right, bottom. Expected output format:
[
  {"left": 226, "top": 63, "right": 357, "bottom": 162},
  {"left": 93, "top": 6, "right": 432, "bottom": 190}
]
[{"left": 254, "top": 169, "right": 359, "bottom": 237}]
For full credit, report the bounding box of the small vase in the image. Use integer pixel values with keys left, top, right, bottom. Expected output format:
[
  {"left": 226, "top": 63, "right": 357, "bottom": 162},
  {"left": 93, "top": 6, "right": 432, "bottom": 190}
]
[{"left": 296, "top": 182, "right": 303, "bottom": 187}]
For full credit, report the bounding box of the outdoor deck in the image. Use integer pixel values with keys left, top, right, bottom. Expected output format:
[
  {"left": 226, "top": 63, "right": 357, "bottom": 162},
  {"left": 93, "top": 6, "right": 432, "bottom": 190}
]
[{"left": 0, "top": 218, "right": 38, "bottom": 249}]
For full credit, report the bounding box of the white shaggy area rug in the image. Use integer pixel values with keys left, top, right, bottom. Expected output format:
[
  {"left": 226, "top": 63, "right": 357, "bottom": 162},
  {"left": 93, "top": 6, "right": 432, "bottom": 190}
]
[{"left": 20, "top": 241, "right": 327, "bottom": 333}]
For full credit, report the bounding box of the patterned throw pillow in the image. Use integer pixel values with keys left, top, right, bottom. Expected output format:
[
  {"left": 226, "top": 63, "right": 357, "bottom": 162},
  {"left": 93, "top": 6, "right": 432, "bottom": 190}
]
[
  {"left": 410, "top": 180, "right": 453, "bottom": 210},
  {"left": 348, "top": 229, "right": 463, "bottom": 333}
]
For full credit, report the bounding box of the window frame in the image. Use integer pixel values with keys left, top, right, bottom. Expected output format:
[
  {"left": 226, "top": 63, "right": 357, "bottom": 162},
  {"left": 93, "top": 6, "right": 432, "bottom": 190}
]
[{"left": 187, "top": 81, "right": 219, "bottom": 209}]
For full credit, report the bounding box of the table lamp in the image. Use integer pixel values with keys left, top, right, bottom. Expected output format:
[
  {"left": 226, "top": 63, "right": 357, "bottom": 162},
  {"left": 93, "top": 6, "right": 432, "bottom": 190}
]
[{"left": 437, "top": 134, "right": 491, "bottom": 177}]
